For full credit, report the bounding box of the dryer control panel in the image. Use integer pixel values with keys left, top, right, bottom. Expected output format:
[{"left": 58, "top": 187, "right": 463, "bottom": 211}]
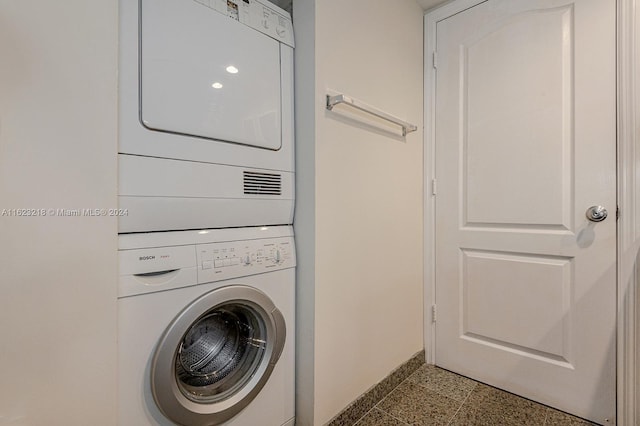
[{"left": 192, "top": 0, "right": 294, "bottom": 47}]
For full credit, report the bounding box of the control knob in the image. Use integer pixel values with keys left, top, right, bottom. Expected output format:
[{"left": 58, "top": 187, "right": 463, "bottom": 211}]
[{"left": 272, "top": 248, "right": 282, "bottom": 264}]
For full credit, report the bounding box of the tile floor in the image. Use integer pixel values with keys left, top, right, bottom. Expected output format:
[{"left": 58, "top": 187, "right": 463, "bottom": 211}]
[{"left": 351, "top": 365, "right": 598, "bottom": 426}]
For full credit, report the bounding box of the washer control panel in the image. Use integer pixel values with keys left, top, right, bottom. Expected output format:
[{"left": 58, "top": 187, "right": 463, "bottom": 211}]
[
  {"left": 197, "top": 237, "right": 295, "bottom": 284},
  {"left": 119, "top": 229, "right": 295, "bottom": 297}
]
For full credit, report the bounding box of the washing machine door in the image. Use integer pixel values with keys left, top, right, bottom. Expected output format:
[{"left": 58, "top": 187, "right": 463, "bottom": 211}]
[{"left": 151, "top": 285, "right": 286, "bottom": 426}]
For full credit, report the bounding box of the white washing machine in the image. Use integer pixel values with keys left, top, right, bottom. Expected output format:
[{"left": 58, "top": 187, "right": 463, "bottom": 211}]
[
  {"left": 118, "top": 0, "right": 295, "bottom": 233},
  {"left": 118, "top": 226, "right": 295, "bottom": 426}
]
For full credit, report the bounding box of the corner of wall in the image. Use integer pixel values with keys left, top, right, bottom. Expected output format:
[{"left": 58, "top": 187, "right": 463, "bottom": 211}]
[{"left": 293, "top": 0, "right": 317, "bottom": 424}]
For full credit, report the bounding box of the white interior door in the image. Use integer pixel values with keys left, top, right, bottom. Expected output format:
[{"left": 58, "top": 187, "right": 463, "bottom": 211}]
[{"left": 433, "top": 0, "right": 617, "bottom": 423}]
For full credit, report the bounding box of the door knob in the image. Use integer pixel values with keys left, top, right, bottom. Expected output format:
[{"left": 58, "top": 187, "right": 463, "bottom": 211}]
[{"left": 586, "top": 206, "right": 607, "bottom": 222}]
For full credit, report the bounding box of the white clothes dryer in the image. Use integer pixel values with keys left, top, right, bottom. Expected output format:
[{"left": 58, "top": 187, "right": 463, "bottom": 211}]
[
  {"left": 118, "top": 226, "right": 295, "bottom": 426},
  {"left": 118, "top": 0, "right": 295, "bottom": 233}
]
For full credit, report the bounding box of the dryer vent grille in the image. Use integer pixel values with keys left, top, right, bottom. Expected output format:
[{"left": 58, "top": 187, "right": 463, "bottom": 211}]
[{"left": 243, "top": 171, "right": 282, "bottom": 196}]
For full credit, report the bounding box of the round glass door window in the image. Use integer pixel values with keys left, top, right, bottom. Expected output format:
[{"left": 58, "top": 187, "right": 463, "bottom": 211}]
[
  {"left": 151, "top": 285, "right": 286, "bottom": 426},
  {"left": 176, "top": 304, "right": 266, "bottom": 403}
]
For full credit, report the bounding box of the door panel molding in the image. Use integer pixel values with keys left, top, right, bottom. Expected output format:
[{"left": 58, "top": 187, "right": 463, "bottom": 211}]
[
  {"left": 459, "top": 5, "right": 575, "bottom": 230},
  {"left": 460, "top": 248, "right": 573, "bottom": 363}
]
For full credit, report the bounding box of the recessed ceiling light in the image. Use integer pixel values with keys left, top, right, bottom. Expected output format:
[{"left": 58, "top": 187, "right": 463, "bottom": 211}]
[
  {"left": 226, "top": 65, "right": 239, "bottom": 74},
  {"left": 211, "top": 82, "right": 223, "bottom": 89}
]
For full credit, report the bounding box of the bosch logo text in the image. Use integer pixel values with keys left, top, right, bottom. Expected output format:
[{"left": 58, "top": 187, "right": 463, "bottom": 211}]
[{"left": 139, "top": 256, "right": 156, "bottom": 261}]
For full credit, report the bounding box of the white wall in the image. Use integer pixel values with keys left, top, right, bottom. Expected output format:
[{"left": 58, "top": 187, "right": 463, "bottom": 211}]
[
  {"left": 634, "top": 0, "right": 640, "bottom": 420},
  {"left": 0, "top": 2, "right": 118, "bottom": 425},
  {"left": 294, "top": 1, "right": 425, "bottom": 424}
]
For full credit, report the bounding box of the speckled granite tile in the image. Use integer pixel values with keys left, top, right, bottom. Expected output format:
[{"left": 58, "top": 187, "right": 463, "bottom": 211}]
[
  {"left": 544, "top": 408, "right": 600, "bottom": 425},
  {"left": 326, "top": 397, "right": 372, "bottom": 426},
  {"left": 376, "top": 381, "right": 461, "bottom": 425},
  {"left": 326, "top": 351, "right": 425, "bottom": 426},
  {"left": 368, "top": 351, "right": 424, "bottom": 404},
  {"left": 354, "top": 408, "right": 410, "bottom": 426},
  {"left": 407, "top": 364, "right": 477, "bottom": 402},
  {"left": 456, "top": 383, "right": 548, "bottom": 425},
  {"left": 449, "top": 403, "right": 525, "bottom": 426}
]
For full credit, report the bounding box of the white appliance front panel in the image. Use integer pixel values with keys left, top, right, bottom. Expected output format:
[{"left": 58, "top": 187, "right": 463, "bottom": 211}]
[
  {"left": 118, "top": 0, "right": 294, "bottom": 173},
  {"left": 117, "top": 155, "right": 294, "bottom": 233},
  {"left": 140, "top": 0, "right": 281, "bottom": 150},
  {"left": 118, "top": 270, "right": 295, "bottom": 426}
]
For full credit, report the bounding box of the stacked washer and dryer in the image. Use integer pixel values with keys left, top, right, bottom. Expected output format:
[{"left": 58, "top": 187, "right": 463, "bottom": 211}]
[{"left": 116, "top": 1, "right": 296, "bottom": 425}]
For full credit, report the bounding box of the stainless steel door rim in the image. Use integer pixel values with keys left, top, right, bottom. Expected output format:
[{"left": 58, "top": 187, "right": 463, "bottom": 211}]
[{"left": 151, "top": 285, "right": 286, "bottom": 426}]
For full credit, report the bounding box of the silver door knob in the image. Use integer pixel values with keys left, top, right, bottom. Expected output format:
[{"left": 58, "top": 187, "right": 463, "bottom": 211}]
[{"left": 586, "top": 206, "right": 607, "bottom": 222}]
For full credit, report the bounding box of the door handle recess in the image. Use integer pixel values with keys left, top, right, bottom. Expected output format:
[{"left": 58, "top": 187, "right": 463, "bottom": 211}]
[
  {"left": 133, "top": 269, "right": 179, "bottom": 277},
  {"left": 586, "top": 206, "right": 607, "bottom": 222}
]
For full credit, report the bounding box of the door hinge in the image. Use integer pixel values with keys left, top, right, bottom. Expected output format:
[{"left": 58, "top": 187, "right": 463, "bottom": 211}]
[
  {"left": 432, "top": 178, "right": 437, "bottom": 196},
  {"left": 432, "top": 305, "right": 437, "bottom": 323},
  {"left": 617, "top": 206, "right": 620, "bottom": 220},
  {"left": 432, "top": 51, "right": 438, "bottom": 69}
]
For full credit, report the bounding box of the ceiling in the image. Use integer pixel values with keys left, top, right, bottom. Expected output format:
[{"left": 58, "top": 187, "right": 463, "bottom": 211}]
[{"left": 415, "top": 0, "right": 450, "bottom": 11}]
